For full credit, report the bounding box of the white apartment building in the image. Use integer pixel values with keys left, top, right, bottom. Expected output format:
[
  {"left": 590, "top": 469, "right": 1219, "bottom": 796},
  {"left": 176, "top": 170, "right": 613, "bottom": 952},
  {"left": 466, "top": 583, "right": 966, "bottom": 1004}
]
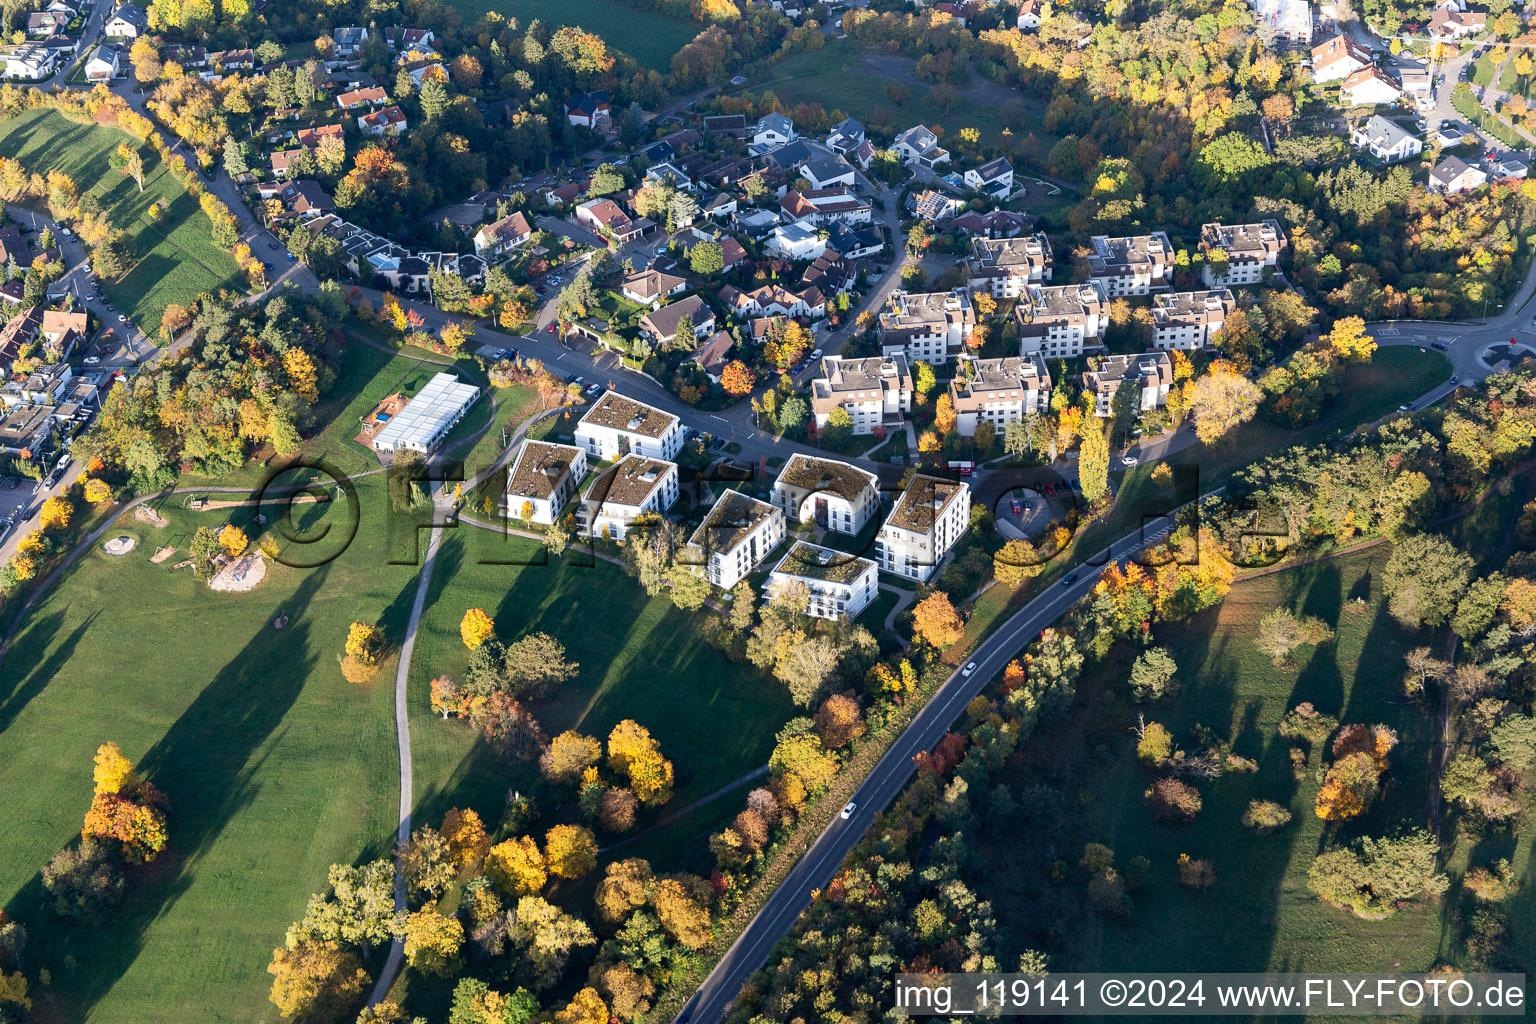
[
  {"left": 574, "top": 392, "right": 685, "bottom": 461},
  {"left": 878, "top": 289, "right": 975, "bottom": 365},
  {"left": 503, "top": 440, "right": 588, "bottom": 525},
  {"left": 810, "top": 355, "right": 914, "bottom": 436},
  {"left": 1082, "top": 351, "right": 1174, "bottom": 418},
  {"left": 766, "top": 541, "right": 880, "bottom": 620},
  {"left": 686, "top": 490, "right": 786, "bottom": 589},
  {"left": 875, "top": 474, "right": 972, "bottom": 583},
  {"left": 1088, "top": 232, "right": 1175, "bottom": 296},
  {"left": 967, "top": 233, "right": 1054, "bottom": 298},
  {"left": 1199, "top": 221, "right": 1287, "bottom": 287},
  {"left": 948, "top": 354, "right": 1053, "bottom": 436},
  {"left": 1151, "top": 289, "right": 1236, "bottom": 350},
  {"left": 582, "top": 455, "right": 679, "bottom": 541},
  {"left": 770, "top": 453, "right": 881, "bottom": 535},
  {"left": 1016, "top": 282, "right": 1108, "bottom": 359}
]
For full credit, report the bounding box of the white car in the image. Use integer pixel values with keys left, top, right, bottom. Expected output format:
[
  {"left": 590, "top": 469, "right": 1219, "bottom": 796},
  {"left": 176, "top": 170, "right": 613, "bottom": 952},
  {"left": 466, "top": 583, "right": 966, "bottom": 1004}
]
[
  {"left": 117, "top": 314, "right": 127, "bottom": 322},
  {"left": 83, "top": 356, "right": 101, "bottom": 365},
  {"left": 961, "top": 661, "right": 977, "bottom": 677},
  {"left": 839, "top": 801, "right": 856, "bottom": 820},
  {"left": 1121, "top": 455, "right": 1138, "bottom": 466},
  {"left": 810, "top": 347, "right": 823, "bottom": 360}
]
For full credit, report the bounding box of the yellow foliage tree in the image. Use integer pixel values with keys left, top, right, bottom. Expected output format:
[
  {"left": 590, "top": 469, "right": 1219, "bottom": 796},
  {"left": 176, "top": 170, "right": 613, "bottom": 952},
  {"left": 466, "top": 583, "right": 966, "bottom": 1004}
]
[
  {"left": 555, "top": 988, "right": 609, "bottom": 1024},
  {"left": 485, "top": 836, "right": 547, "bottom": 896},
  {"left": 345, "top": 622, "right": 383, "bottom": 666},
  {"left": 912, "top": 591, "right": 965, "bottom": 648},
  {"left": 283, "top": 348, "right": 320, "bottom": 403},
  {"left": 38, "top": 496, "right": 71, "bottom": 531},
  {"left": 440, "top": 807, "right": 490, "bottom": 866},
  {"left": 93, "top": 741, "right": 138, "bottom": 795},
  {"left": 544, "top": 824, "right": 598, "bottom": 880},
  {"left": 402, "top": 908, "right": 464, "bottom": 977},
  {"left": 1322, "top": 316, "right": 1376, "bottom": 363},
  {"left": 439, "top": 321, "right": 474, "bottom": 353},
  {"left": 218, "top": 524, "right": 248, "bottom": 556},
  {"left": 83, "top": 477, "right": 113, "bottom": 504},
  {"left": 460, "top": 608, "right": 496, "bottom": 649}
]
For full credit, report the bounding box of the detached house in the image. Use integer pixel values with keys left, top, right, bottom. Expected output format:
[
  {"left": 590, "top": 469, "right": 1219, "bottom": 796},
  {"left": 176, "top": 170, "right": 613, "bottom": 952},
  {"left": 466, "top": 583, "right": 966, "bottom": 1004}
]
[
  {"left": 875, "top": 474, "right": 972, "bottom": 583},
  {"left": 767, "top": 542, "right": 879, "bottom": 620},
  {"left": 879, "top": 289, "right": 975, "bottom": 365},
  {"left": 574, "top": 392, "right": 685, "bottom": 461},
  {"left": 1351, "top": 114, "right": 1422, "bottom": 163},
  {"left": 1082, "top": 351, "right": 1174, "bottom": 418},
  {"left": 1340, "top": 65, "right": 1402, "bottom": 107},
  {"left": 811, "top": 354, "right": 913, "bottom": 436},
  {"left": 576, "top": 198, "right": 645, "bottom": 245},
  {"left": 84, "top": 45, "right": 119, "bottom": 82},
  {"left": 779, "top": 188, "right": 871, "bottom": 226},
  {"left": 1, "top": 43, "right": 61, "bottom": 80},
  {"left": 1017, "top": 282, "right": 1108, "bottom": 359},
  {"left": 1016, "top": 0, "right": 1045, "bottom": 28},
  {"left": 948, "top": 354, "right": 1052, "bottom": 436},
  {"left": 337, "top": 85, "right": 388, "bottom": 110},
  {"left": 472, "top": 211, "right": 533, "bottom": 259},
  {"left": 751, "top": 112, "right": 796, "bottom": 152},
  {"left": 826, "top": 116, "right": 865, "bottom": 153},
  {"left": 765, "top": 222, "right": 826, "bottom": 261},
  {"left": 638, "top": 294, "right": 715, "bottom": 348},
  {"left": 358, "top": 105, "right": 408, "bottom": 136},
  {"left": 964, "top": 157, "right": 1014, "bottom": 198},
  {"left": 1087, "top": 232, "right": 1174, "bottom": 296},
  {"left": 1151, "top": 290, "right": 1236, "bottom": 350},
  {"left": 1199, "top": 221, "right": 1286, "bottom": 287},
  {"left": 1429, "top": 155, "right": 1488, "bottom": 194},
  {"left": 1310, "top": 35, "right": 1373, "bottom": 83},
  {"left": 892, "top": 125, "right": 950, "bottom": 168},
  {"left": 770, "top": 453, "right": 881, "bottom": 535},
  {"left": 564, "top": 89, "right": 611, "bottom": 129},
  {"left": 103, "top": 2, "right": 145, "bottom": 39},
  {"left": 331, "top": 26, "right": 369, "bottom": 55},
  {"left": 503, "top": 440, "right": 588, "bottom": 524},
  {"left": 686, "top": 490, "right": 786, "bottom": 590},
  {"left": 582, "top": 455, "right": 679, "bottom": 542},
  {"left": 968, "top": 233, "right": 1054, "bottom": 297},
  {"left": 1428, "top": 5, "right": 1485, "bottom": 38},
  {"left": 620, "top": 269, "right": 687, "bottom": 308}
]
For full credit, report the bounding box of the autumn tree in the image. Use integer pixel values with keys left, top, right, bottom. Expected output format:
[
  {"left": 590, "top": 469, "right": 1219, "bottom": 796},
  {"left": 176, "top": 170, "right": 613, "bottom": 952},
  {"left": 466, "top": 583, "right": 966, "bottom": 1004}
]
[
  {"left": 399, "top": 825, "right": 455, "bottom": 899},
  {"left": 83, "top": 478, "right": 113, "bottom": 504},
  {"left": 912, "top": 591, "right": 964, "bottom": 648},
  {"left": 1322, "top": 315, "right": 1375, "bottom": 363},
  {"left": 1079, "top": 418, "right": 1109, "bottom": 502},
  {"left": 341, "top": 621, "right": 384, "bottom": 682},
  {"left": 814, "top": 693, "right": 866, "bottom": 748},
  {"left": 545, "top": 824, "right": 598, "bottom": 880},
  {"left": 38, "top": 496, "right": 71, "bottom": 531},
  {"left": 267, "top": 940, "right": 369, "bottom": 1021},
  {"left": 440, "top": 807, "right": 490, "bottom": 866},
  {"left": 1255, "top": 607, "right": 1333, "bottom": 667},
  {"left": 650, "top": 876, "right": 711, "bottom": 948},
  {"left": 1242, "top": 799, "right": 1293, "bottom": 833},
  {"left": 598, "top": 787, "right": 639, "bottom": 833},
  {"left": 83, "top": 742, "right": 167, "bottom": 863},
  {"left": 540, "top": 731, "right": 603, "bottom": 785},
  {"left": 403, "top": 908, "right": 464, "bottom": 976},
  {"left": 460, "top": 607, "right": 496, "bottom": 649},
  {"left": 994, "top": 538, "right": 1044, "bottom": 584},
  {"left": 218, "top": 524, "right": 248, "bottom": 556},
  {"left": 1190, "top": 362, "right": 1263, "bottom": 444},
  {"left": 1383, "top": 534, "right": 1474, "bottom": 629},
  {"left": 486, "top": 836, "right": 547, "bottom": 896},
  {"left": 720, "top": 360, "right": 754, "bottom": 396}
]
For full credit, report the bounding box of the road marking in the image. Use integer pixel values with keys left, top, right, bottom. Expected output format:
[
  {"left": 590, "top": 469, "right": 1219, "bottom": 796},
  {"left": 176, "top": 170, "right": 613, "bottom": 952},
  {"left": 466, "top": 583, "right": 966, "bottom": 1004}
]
[
  {"left": 710, "top": 414, "right": 729, "bottom": 422},
  {"left": 1377, "top": 326, "right": 1400, "bottom": 336}
]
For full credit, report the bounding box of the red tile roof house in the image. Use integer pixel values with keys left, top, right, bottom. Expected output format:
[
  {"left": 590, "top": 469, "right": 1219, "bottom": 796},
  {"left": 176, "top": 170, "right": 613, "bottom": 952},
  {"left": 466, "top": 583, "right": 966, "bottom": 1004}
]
[
  {"left": 575, "top": 198, "right": 645, "bottom": 245},
  {"left": 336, "top": 85, "right": 388, "bottom": 109},
  {"left": 473, "top": 211, "right": 533, "bottom": 259},
  {"left": 358, "top": 105, "right": 408, "bottom": 137}
]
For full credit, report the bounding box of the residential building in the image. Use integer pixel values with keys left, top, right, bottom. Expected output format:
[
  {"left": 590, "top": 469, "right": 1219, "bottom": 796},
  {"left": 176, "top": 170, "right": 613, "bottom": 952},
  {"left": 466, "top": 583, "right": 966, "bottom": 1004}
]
[
  {"left": 564, "top": 89, "right": 611, "bottom": 128},
  {"left": 1016, "top": 282, "right": 1108, "bottom": 358},
  {"left": 1, "top": 43, "right": 60, "bottom": 79},
  {"left": 1199, "top": 221, "right": 1286, "bottom": 286},
  {"left": 1340, "top": 65, "right": 1402, "bottom": 106},
  {"left": 1151, "top": 289, "right": 1236, "bottom": 350},
  {"left": 575, "top": 392, "right": 685, "bottom": 461},
  {"left": 770, "top": 453, "right": 881, "bottom": 535},
  {"left": 103, "top": 2, "right": 145, "bottom": 39},
  {"left": 800, "top": 154, "right": 857, "bottom": 190},
  {"left": 382, "top": 26, "right": 435, "bottom": 52},
  {"left": 810, "top": 355, "right": 913, "bottom": 436},
  {"left": 331, "top": 25, "right": 369, "bottom": 55},
  {"left": 1082, "top": 351, "right": 1174, "bottom": 417},
  {"left": 826, "top": 222, "right": 885, "bottom": 260},
  {"left": 370, "top": 373, "right": 480, "bottom": 454},
  {"left": 875, "top": 474, "right": 972, "bottom": 582},
  {"left": 0, "top": 306, "right": 41, "bottom": 370},
  {"left": 0, "top": 404, "right": 55, "bottom": 454},
  {"left": 1429, "top": 155, "right": 1488, "bottom": 193},
  {"left": 472, "top": 211, "right": 533, "bottom": 259},
  {"left": 892, "top": 124, "right": 950, "bottom": 167},
  {"left": 1016, "top": 0, "right": 1045, "bottom": 28},
  {"left": 83, "top": 44, "right": 119, "bottom": 81},
  {"left": 826, "top": 116, "right": 865, "bottom": 153},
  {"left": 686, "top": 490, "right": 785, "bottom": 589},
  {"left": 968, "top": 233, "right": 1054, "bottom": 297},
  {"left": 358, "top": 105, "right": 407, "bottom": 136},
  {"left": 296, "top": 123, "right": 345, "bottom": 149},
  {"left": 638, "top": 294, "right": 715, "bottom": 347},
  {"left": 779, "top": 188, "right": 871, "bottom": 226},
  {"left": 620, "top": 269, "right": 687, "bottom": 308},
  {"left": 691, "top": 330, "right": 735, "bottom": 382},
  {"left": 0, "top": 226, "right": 24, "bottom": 266},
  {"left": 1087, "top": 232, "right": 1174, "bottom": 296},
  {"left": 2, "top": 361, "right": 72, "bottom": 406},
  {"left": 751, "top": 112, "right": 796, "bottom": 152},
  {"left": 905, "top": 189, "right": 965, "bottom": 221},
  {"left": 280, "top": 180, "right": 334, "bottom": 217},
  {"left": 719, "top": 283, "right": 826, "bottom": 320},
  {"left": 948, "top": 354, "right": 1052, "bottom": 435},
  {"left": 766, "top": 542, "right": 879, "bottom": 620},
  {"left": 1253, "top": 0, "right": 1312, "bottom": 43},
  {"left": 964, "top": 156, "right": 1014, "bottom": 198},
  {"left": 1428, "top": 5, "right": 1485, "bottom": 37},
  {"left": 503, "top": 440, "right": 588, "bottom": 524},
  {"left": 1492, "top": 154, "right": 1529, "bottom": 179},
  {"left": 879, "top": 289, "right": 975, "bottom": 365},
  {"left": 765, "top": 222, "right": 826, "bottom": 261},
  {"left": 26, "top": 11, "right": 70, "bottom": 38},
  {"left": 1351, "top": 114, "right": 1422, "bottom": 163},
  {"left": 581, "top": 455, "right": 678, "bottom": 541},
  {"left": 1309, "top": 34, "right": 1371, "bottom": 82},
  {"left": 575, "top": 198, "right": 645, "bottom": 245},
  {"left": 39, "top": 308, "right": 88, "bottom": 358},
  {"left": 702, "top": 114, "right": 748, "bottom": 138}
]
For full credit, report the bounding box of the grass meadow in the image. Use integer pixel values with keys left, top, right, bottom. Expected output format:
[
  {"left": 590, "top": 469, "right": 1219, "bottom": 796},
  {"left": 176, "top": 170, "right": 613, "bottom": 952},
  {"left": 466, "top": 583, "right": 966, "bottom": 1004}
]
[
  {"left": 0, "top": 108, "right": 245, "bottom": 330},
  {"left": 445, "top": 0, "right": 701, "bottom": 70}
]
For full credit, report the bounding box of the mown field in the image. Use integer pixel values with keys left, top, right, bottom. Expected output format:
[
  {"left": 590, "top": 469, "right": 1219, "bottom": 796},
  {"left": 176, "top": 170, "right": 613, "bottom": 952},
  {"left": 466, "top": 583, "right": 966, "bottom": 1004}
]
[
  {"left": 446, "top": 0, "right": 702, "bottom": 70},
  {"left": 0, "top": 108, "right": 245, "bottom": 330}
]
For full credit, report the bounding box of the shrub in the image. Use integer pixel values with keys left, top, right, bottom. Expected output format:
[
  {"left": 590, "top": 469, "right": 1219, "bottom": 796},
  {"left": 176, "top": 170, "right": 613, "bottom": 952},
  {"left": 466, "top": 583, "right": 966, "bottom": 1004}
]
[
  {"left": 1145, "top": 777, "right": 1202, "bottom": 821},
  {"left": 1176, "top": 854, "right": 1215, "bottom": 890},
  {"left": 1241, "top": 799, "right": 1293, "bottom": 834}
]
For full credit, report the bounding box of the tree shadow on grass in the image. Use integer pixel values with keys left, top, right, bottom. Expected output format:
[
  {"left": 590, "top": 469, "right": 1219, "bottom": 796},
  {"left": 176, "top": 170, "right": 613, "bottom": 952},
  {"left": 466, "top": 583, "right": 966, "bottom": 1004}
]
[
  {"left": 0, "top": 610, "right": 94, "bottom": 736},
  {"left": 6, "top": 567, "right": 330, "bottom": 1022}
]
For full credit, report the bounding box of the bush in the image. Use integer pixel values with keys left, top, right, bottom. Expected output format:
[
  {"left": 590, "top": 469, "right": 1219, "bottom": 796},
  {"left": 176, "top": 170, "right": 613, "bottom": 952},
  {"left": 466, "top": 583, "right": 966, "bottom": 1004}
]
[
  {"left": 1241, "top": 799, "right": 1293, "bottom": 834},
  {"left": 1176, "top": 854, "right": 1215, "bottom": 890},
  {"left": 42, "top": 837, "right": 123, "bottom": 924},
  {"left": 1144, "top": 777, "right": 1202, "bottom": 821}
]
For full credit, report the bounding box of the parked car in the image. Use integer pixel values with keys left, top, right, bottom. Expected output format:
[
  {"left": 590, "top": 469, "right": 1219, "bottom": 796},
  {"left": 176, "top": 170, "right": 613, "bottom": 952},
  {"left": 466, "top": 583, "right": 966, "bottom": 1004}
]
[
  {"left": 83, "top": 356, "right": 101, "bottom": 365},
  {"left": 269, "top": 241, "right": 280, "bottom": 250},
  {"left": 584, "top": 383, "right": 603, "bottom": 396},
  {"left": 710, "top": 437, "right": 726, "bottom": 450},
  {"left": 1121, "top": 455, "right": 1138, "bottom": 466},
  {"left": 1009, "top": 499, "right": 1022, "bottom": 514},
  {"left": 810, "top": 347, "right": 823, "bottom": 360}
]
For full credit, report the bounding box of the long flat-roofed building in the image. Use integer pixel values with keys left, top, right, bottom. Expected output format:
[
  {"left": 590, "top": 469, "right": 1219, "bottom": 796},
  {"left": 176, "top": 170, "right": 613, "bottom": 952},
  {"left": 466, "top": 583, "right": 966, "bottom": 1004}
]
[
  {"left": 1082, "top": 351, "right": 1174, "bottom": 418},
  {"left": 581, "top": 455, "right": 679, "bottom": 541},
  {"left": 875, "top": 474, "right": 971, "bottom": 582},
  {"left": 370, "top": 372, "right": 480, "bottom": 454},
  {"left": 967, "top": 233, "right": 1053, "bottom": 298},
  {"left": 574, "top": 392, "right": 685, "bottom": 461},
  {"left": 1199, "top": 220, "right": 1286, "bottom": 287},
  {"left": 948, "top": 354, "right": 1052, "bottom": 436},
  {"left": 686, "top": 489, "right": 786, "bottom": 589},
  {"left": 504, "top": 440, "right": 588, "bottom": 524},
  {"left": 1016, "top": 282, "right": 1107, "bottom": 359},
  {"left": 1088, "top": 232, "right": 1174, "bottom": 296},
  {"left": 1151, "top": 289, "right": 1235, "bottom": 350},
  {"left": 766, "top": 541, "right": 879, "bottom": 620},
  {"left": 770, "top": 453, "right": 881, "bottom": 535},
  {"left": 810, "top": 354, "right": 913, "bottom": 436},
  {"left": 878, "top": 289, "right": 975, "bottom": 365}
]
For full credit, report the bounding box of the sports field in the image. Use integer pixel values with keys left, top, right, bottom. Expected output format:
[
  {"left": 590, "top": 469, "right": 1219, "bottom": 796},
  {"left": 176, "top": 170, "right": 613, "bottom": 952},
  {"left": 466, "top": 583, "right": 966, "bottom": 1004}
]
[
  {"left": 0, "top": 108, "right": 246, "bottom": 331},
  {"left": 447, "top": 0, "right": 702, "bottom": 70}
]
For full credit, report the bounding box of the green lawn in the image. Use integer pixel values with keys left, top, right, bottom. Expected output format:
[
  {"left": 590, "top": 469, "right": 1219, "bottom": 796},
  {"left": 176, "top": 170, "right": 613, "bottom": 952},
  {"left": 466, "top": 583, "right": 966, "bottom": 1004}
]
[
  {"left": 0, "top": 108, "right": 245, "bottom": 331},
  {"left": 0, "top": 477, "right": 408, "bottom": 1024},
  {"left": 740, "top": 39, "right": 1053, "bottom": 148},
  {"left": 445, "top": 0, "right": 702, "bottom": 70},
  {"left": 975, "top": 547, "right": 1465, "bottom": 980},
  {"left": 1473, "top": 54, "right": 1499, "bottom": 88}
]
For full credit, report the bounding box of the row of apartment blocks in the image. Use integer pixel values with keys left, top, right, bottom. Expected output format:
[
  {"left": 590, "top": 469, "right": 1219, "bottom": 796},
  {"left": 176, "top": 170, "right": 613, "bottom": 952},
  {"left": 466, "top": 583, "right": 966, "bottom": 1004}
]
[{"left": 962, "top": 221, "right": 1287, "bottom": 300}]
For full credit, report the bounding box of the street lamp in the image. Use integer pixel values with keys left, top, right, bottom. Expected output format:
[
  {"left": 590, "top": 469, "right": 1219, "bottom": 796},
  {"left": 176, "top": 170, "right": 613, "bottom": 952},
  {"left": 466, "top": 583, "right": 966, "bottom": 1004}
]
[{"left": 1483, "top": 297, "right": 1503, "bottom": 324}]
